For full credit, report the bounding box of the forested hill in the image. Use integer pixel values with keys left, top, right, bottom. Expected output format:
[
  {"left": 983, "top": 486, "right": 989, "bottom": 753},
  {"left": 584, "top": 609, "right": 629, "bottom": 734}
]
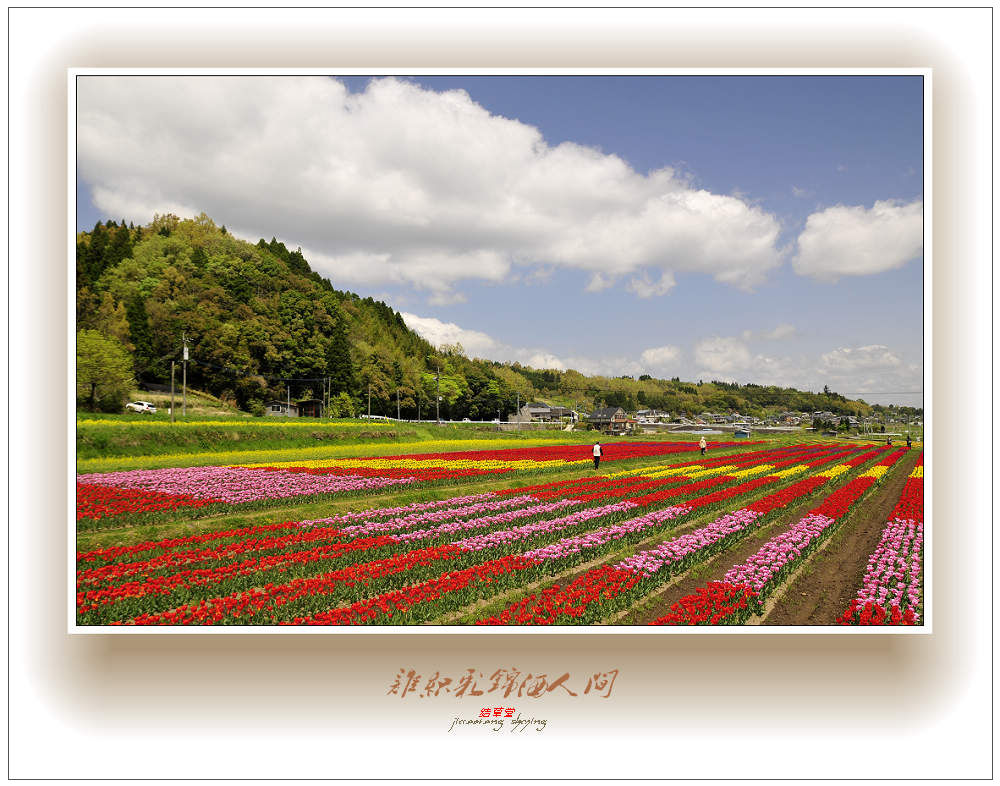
[{"left": 76, "top": 213, "right": 913, "bottom": 420}]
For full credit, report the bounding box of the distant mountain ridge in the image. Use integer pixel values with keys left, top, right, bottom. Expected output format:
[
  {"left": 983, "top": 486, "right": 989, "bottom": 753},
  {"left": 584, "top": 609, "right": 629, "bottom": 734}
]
[{"left": 75, "top": 213, "right": 918, "bottom": 421}]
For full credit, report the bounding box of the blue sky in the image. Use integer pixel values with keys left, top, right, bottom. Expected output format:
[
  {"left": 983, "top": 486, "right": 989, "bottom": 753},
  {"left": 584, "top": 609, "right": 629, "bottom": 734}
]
[{"left": 76, "top": 75, "right": 924, "bottom": 406}]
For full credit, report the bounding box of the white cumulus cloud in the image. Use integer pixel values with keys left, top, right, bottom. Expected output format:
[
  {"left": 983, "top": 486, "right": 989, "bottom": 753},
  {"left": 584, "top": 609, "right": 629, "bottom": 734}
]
[
  {"left": 626, "top": 270, "right": 677, "bottom": 298},
  {"left": 401, "top": 312, "right": 569, "bottom": 370},
  {"left": 762, "top": 323, "right": 797, "bottom": 340},
  {"left": 793, "top": 199, "right": 923, "bottom": 280},
  {"left": 640, "top": 345, "right": 682, "bottom": 369},
  {"left": 78, "top": 75, "right": 786, "bottom": 302},
  {"left": 694, "top": 336, "right": 753, "bottom": 374},
  {"left": 816, "top": 345, "right": 920, "bottom": 404},
  {"left": 819, "top": 344, "right": 903, "bottom": 373},
  {"left": 399, "top": 312, "right": 498, "bottom": 357}
]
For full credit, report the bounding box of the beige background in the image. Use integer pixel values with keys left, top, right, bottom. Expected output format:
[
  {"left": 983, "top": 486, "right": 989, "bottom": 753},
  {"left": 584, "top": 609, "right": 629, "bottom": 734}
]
[{"left": 8, "top": 8, "right": 991, "bottom": 779}]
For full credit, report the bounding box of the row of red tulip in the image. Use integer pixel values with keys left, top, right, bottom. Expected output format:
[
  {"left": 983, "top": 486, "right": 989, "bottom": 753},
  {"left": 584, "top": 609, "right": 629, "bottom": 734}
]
[{"left": 77, "top": 483, "right": 222, "bottom": 521}]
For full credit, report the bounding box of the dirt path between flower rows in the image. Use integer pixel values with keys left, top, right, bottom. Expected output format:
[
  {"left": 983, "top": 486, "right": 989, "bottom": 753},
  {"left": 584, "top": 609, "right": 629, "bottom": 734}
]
[{"left": 760, "top": 450, "right": 918, "bottom": 626}]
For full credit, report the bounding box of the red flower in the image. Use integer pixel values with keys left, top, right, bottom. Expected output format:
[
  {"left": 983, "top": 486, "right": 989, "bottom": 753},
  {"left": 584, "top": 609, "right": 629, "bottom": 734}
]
[{"left": 650, "top": 582, "right": 756, "bottom": 625}]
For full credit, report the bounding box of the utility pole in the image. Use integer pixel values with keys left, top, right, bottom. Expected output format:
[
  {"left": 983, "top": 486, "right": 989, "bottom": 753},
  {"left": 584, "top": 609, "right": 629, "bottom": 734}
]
[
  {"left": 516, "top": 392, "right": 520, "bottom": 429},
  {"left": 396, "top": 389, "right": 400, "bottom": 421},
  {"left": 182, "top": 333, "right": 188, "bottom": 417},
  {"left": 435, "top": 369, "right": 441, "bottom": 423},
  {"left": 417, "top": 393, "right": 421, "bottom": 422},
  {"left": 287, "top": 384, "right": 290, "bottom": 416},
  {"left": 368, "top": 384, "right": 372, "bottom": 417},
  {"left": 170, "top": 361, "right": 176, "bottom": 424}
]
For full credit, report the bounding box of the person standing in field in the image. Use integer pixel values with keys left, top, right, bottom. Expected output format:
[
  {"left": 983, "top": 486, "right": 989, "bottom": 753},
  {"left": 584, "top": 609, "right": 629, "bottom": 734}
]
[
  {"left": 592, "top": 441, "right": 603, "bottom": 470},
  {"left": 699, "top": 436, "right": 707, "bottom": 456},
  {"left": 906, "top": 434, "right": 912, "bottom": 448}
]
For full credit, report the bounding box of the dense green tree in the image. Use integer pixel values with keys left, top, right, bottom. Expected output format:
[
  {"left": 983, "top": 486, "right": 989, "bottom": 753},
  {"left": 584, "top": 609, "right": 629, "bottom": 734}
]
[
  {"left": 125, "top": 296, "right": 155, "bottom": 375},
  {"left": 83, "top": 221, "right": 109, "bottom": 284},
  {"left": 103, "top": 223, "right": 134, "bottom": 270},
  {"left": 358, "top": 347, "right": 394, "bottom": 414},
  {"left": 76, "top": 329, "right": 135, "bottom": 412},
  {"left": 331, "top": 391, "right": 356, "bottom": 417}
]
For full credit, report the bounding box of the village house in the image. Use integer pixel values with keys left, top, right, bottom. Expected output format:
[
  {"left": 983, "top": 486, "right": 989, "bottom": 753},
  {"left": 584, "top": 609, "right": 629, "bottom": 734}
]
[
  {"left": 588, "top": 406, "right": 633, "bottom": 435},
  {"left": 266, "top": 400, "right": 299, "bottom": 417},
  {"left": 518, "top": 402, "right": 552, "bottom": 421},
  {"left": 297, "top": 399, "right": 324, "bottom": 418},
  {"left": 511, "top": 402, "right": 578, "bottom": 423}
]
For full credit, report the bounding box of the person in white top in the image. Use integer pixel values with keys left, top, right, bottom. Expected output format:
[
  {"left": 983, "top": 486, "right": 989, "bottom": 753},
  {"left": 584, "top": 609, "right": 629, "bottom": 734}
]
[
  {"left": 699, "top": 436, "right": 707, "bottom": 456},
  {"left": 592, "top": 441, "right": 603, "bottom": 470}
]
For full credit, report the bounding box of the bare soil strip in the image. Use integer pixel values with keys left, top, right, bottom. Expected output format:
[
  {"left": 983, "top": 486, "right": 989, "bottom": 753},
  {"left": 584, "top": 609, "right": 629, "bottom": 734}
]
[{"left": 760, "top": 451, "right": 918, "bottom": 626}]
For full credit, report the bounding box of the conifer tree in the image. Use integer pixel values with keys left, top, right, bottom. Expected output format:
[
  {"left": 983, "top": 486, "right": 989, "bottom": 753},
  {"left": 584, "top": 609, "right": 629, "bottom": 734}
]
[
  {"left": 103, "top": 223, "right": 134, "bottom": 270},
  {"left": 326, "top": 314, "right": 355, "bottom": 395},
  {"left": 76, "top": 237, "right": 91, "bottom": 288},
  {"left": 125, "top": 296, "right": 155, "bottom": 377},
  {"left": 84, "top": 221, "right": 109, "bottom": 282}
]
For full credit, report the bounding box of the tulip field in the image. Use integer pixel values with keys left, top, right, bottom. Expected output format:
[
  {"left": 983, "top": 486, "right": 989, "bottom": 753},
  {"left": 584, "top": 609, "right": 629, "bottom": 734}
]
[
  {"left": 75, "top": 435, "right": 924, "bottom": 627},
  {"left": 76, "top": 439, "right": 749, "bottom": 527}
]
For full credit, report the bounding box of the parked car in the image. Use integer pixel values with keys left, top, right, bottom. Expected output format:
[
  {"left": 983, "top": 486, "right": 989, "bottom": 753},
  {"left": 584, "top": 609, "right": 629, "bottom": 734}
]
[{"left": 125, "top": 401, "right": 157, "bottom": 414}]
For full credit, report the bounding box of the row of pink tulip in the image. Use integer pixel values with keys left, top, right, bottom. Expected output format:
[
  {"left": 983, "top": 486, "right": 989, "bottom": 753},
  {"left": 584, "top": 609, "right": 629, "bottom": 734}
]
[{"left": 840, "top": 454, "right": 924, "bottom": 625}]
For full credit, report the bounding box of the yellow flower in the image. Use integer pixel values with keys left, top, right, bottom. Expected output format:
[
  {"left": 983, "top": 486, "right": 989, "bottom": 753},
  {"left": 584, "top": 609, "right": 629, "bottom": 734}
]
[
  {"left": 813, "top": 464, "right": 851, "bottom": 479},
  {"left": 772, "top": 464, "right": 809, "bottom": 479},
  {"left": 730, "top": 464, "right": 773, "bottom": 479},
  {"left": 606, "top": 462, "right": 694, "bottom": 479}
]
